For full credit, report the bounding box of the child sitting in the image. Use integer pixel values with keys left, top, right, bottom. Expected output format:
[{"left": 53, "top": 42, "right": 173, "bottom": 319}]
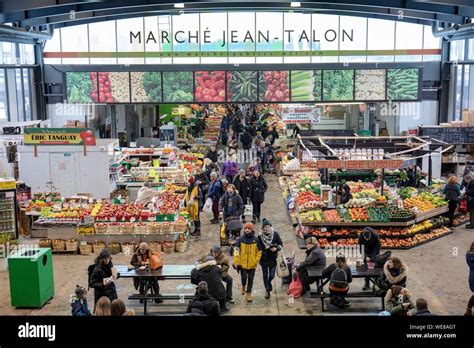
[{"left": 70, "top": 285, "right": 91, "bottom": 316}]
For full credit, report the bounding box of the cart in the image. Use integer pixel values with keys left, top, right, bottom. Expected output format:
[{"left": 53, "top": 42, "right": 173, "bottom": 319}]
[{"left": 219, "top": 216, "right": 243, "bottom": 254}]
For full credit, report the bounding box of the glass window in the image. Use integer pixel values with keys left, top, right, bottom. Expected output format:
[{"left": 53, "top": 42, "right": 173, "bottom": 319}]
[
  {"left": 312, "top": 14, "right": 339, "bottom": 63},
  {"left": 468, "top": 39, "right": 474, "bottom": 61},
  {"left": 117, "top": 18, "right": 144, "bottom": 64},
  {"left": 144, "top": 15, "right": 172, "bottom": 64},
  {"left": 256, "top": 12, "right": 283, "bottom": 63},
  {"left": 339, "top": 16, "right": 367, "bottom": 62},
  {"left": 395, "top": 21, "right": 423, "bottom": 62},
  {"left": 23, "top": 69, "right": 32, "bottom": 121},
  {"left": 201, "top": 13, "right": 228, "bottom": 64},
  {"left": 423, "top": 25, "right": 441, "bottom": 62},
  {"left": 2, "top": 42, "right": 16, "bottom": 64},
  {"left": 61, "top": 25, "right": 89, "bottom": 64},
  {"left": 228, "top": 12, "right": 255, "bottom": 64},
  {"left": 19, "top": 44, "right": 35, "bottom": 65},
  {"left": 450, "top": 39, "right": 465, "bottom": 62},
  {"left": 89, "top": 21, "right": 117, "bottom": 64},
  {"left": 454, "top": 65, "right": 463, "bottom": 120},
  {"left": 283, "top": 12, "right": 311, "bottom": 63},
  {"left": 43, "top": 30, "right": 62, "bottom": 64},
  {"left": 463, "top": 65, "right": 470, "bottom": 111},
  {"left": 0, "top": 69, "right": 7, "bottom": 121},
  {"left": 468, "top": 66, "right": 474, "bottom": 109},
  {"left": 15, "top": 69, "right": 24, "bottom": 121},
  {"left": 172, "top": 13, "right": 200, "bottom": 64},
  {"left": 367, "top": 19, "right": 395, "bottom": 62}
]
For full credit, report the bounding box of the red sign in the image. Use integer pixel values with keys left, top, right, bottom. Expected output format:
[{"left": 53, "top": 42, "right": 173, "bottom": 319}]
[{"left": 315, "top": 159, "right": 403, "bottom": 169}]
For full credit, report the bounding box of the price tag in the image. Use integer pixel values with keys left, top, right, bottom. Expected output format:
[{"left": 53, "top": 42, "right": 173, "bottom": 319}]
[
  {"left": 110, "top": 217, "right": 116, "bottom": 222},
  {"left": 320, "top": 227, "right": 328, "bottom": 232},
  {"left": 41, "top": 207, "right": 51, "bottom": 217},
  {"left": 84, "top": 215, "right": 94, "bottom": 224},
  {"left": 130, "top": 217, "right": 136, "bottom": 223}
]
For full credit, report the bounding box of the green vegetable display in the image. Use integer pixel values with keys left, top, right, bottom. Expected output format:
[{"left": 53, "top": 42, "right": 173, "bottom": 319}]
[
  {"left": 322, "top": 70, "right": 354, "bottom": 101},
  {"left": 66, "top": 72, "right": 94, "bottom": 103},
  {"left": 227, "top": 71, "right": 258, "bottom": 102},
  {"left": 387, "top": 69, "right": 419, "bottom": 100},
  {"left": 290, "top": 70, "right": 322, "bottom": 102},
  {"left": 162, "top": 71, "right": 193, "bottom": 102},
  {"left": 142, "top": 72, "right": 162, "bottom": 102}
]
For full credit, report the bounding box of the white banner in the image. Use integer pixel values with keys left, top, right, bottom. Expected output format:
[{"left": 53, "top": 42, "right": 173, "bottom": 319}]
[{"left": 281, "top": 107, "right": 321, "bottom": 124}]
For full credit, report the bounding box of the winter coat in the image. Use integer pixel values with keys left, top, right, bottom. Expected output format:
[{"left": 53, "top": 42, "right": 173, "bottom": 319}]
[
  {"left": 296, "top": 246, "right": 327, "bottom": 272},
  {"left": 233, "top": 233, "right": 263, "bottom": 270},
  {"left": 270, "top": 129, "right": 279, "bottom": 145},
  {"left": 257, "top": 231, "right": 283, "bottom": 267},
  {"left": 191, "top": 260, "right": 226, "bottom": 301},
  {"left": 185, "top": 185, "right": 201, "bottom": 221},
  {"left": 219, "top": 192, "right": 244, "bottom": 219},
  {"left": 186, "top": 294, "right": 220, "bottom": 316},
  {"left": 443, "top": 183, "right": 461, "bottom": 202},
  {"left": 89, "top": 259, "right": 118, "bottom": 304},
  {"left": 208, "top": 179, "right": 223, "bottom": 202},
  {"left": 240, "top": 132, "right": 253, "bottom": 150},
  {"left": 358, "top": 230, "right": 381, "bottom": 260},
  {"left": 233, "top": 176, "right": 251, "bottom": 203},
  {"left": 414, "top": 309, "right": 435, "bottom": 316},
  {"left": 249, "top": 176, "right": 268, "bottom": 203},
  {"left": 70, "top": 297, "right": 91, "bottom": 316},
  {"left": 195, "top": 172, "right": 210, "bottom": 194},
  {"left": 221, "top": 161, "right": 238, "bottom": 177},
  {"left": 339, "top": 191, "right": 353, "bottom": 205},
  {"left": 200, "top": 251, "right": 230, "bottom": 279},
  {"left": 385, "top": 288, "right": 414, "bottom": 315},
  {"left": 382, "top": 261, "right": 408, "bottom": 288},
  {"left": 205, "top": 149, "right": 219, "bottom": 163},
  {"left": 322, "top": 264, "right": 353, "bottom": 288},
  {"left": 466, "top": 181, "right": 474, "bottom": 208},
  {"left": 467, "top": 252, "right": 474, "bottom": 292}
]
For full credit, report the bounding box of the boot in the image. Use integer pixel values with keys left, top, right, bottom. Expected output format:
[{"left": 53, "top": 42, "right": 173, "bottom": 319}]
[
  {"left": 362, "top": 279, "right": 371, "bottom": 291},
  {"left": 240, "top": 286, "right": 246, "bottom": 295},
  {"left": 245, "top": 292, "right": 253, "bottom": 302},
  {"left": 191, "top": 221, "right": 201, "bottom": 236},
  {"left": 465, "top": 307, "right": 472, "bottom": 316},
  {"left": 264, "top": 290, "right": 270, "bottom": 299}
]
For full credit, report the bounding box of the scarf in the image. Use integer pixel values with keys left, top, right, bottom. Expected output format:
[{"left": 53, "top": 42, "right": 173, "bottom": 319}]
[{"left": 259, "top": 228, "right": 274, "bottom": 249}]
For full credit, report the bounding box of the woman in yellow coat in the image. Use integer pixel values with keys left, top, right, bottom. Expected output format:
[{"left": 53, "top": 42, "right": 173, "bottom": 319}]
[{"left": 186, "top": 176, "right": 202, "bottom": 237}]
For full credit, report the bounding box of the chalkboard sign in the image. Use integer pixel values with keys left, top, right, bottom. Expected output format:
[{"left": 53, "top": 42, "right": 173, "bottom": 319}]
[
  {"left": 300, "top": 129, "right": 355, "bottom": 137},
  {"left": 419, "top": 127, "right": 474, "bottom": 144}
]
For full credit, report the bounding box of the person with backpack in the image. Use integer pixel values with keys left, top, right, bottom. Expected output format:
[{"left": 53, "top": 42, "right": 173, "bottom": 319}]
[
  {"left": 219, "top": 184, "right": 244, "bottom": 221},
  {"left": 322, "top": 256, "right": 353, "bottom": 309},
  {"left": 89, "top": 249, "right": 118, "bottom": 310},
  {"left": 70, "top": 285, "right": 91, "bottom": 316},
  {"left": 358, "top": 227, "right": 381, "bottom": 291},
  {"left": 130, "top": 242, "right": 162, "bottom": 304},
  {"left": 221, "top": 155, "right": 239, "bottom": 184},
  {"left": 208, "top": 171, "right": 224, "bottom": 224},
  {"left": 233, "top": 223, "right": 262, "bottom": 303},
  {"left": 186, "top": 281, "right": 221, "bottom": 316},
  {"left": 257, "top": 219, "right": 283, "bottom": 299},
  {"left": 385, "top": 285, "right": 414, "bottom": 316}
]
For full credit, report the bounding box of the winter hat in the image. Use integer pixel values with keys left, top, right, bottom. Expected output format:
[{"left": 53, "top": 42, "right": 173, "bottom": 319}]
[
  {"left": 238, "top": 169, "right": 246, "bottom": 176},
  {"left": 211, "top": 245, "right": 222, "bottom": 254},
  {"left": 98, "top": 249, "right": 111, "bottom": 260},
  {"left": 204, "top": 255, "right": 215, "bottom": 262},
  {"left": 362, "top": 227, "right": 374, "bottom": 240},
  {"left": 139, "top": 242, "right": 149, "bottom": 251},
  {"left": 261, "top": 218, "right": 272, "bottom": 228},
  {"left": 75, "top": 285, "right": 87, "bottom": 297},
  {"left": 244, "top": 222, "right": 255, "bottom": 231}
]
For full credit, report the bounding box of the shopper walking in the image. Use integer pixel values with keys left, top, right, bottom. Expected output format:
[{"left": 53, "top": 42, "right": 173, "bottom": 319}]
[
  {"left": 381, "top": 256, "right": 408, "bottom": 289},
  {"left": 464, "top": 173, "right": 474, "bottom": 228},
  {"left": 130, "top": 242, "right": 162, "bottom": 303},
  {"left": 249, "top": 170, "right": 268, "bottom": 222},
  {"left": 257, "top": 219, "right": 283, "bottom": 299},
  {"left": 70, "top": 285, "right": 91, "bottom": 316},
  {"left": 186, "top": 281, "right": 221, "bottom": 316},
  {"left": 111, "top": 299, "right": 127, "bottom": 316},
  {"left": 222, "top": 155, "right": 239, "bottom": 184},
  {"left": 89, "top": 249, "right": 118, "bottom": 309},
  {"left": 465, "top": 242, "right": 474, "bottom": 316},
  {"left": 233, "top": 169, "right": 251, "bottom": 221},
  {"left": 385, "top": 285, "right": 414, "bottom": 316},
  {"left": 233, "top": 223, "right": 262, "bottom": 302},
  {"left": 296, "top": 237, "right": 327, "bottom": 294},
  {"left": 444, "top": 175, "right": 461, "bottom": 226},
  {"left": 208, "top": 172, "right": 224, "bottom": 224},
  {"left": 195, "top": 165, "right": 210, "bottom": 205},
  {"left": 322, "top": 256, "right": 353, "bottom": 309},
  {"left": 205, "top": 145, "right": 219, "bottom": 164},
  {"left": 358, "top": 227, "right": 381, "bottom": 291},
  {"left": 185, "top": 176, "right": 202, "bottom": 237},
  {"left": 191, "top": 256, "right": 228, "bottom": 314},
  {"left": 240, "top": 128, "right": 253, "bottom": 162},
  {"left": 94, "top": 296, "right": 111, "bottom": 316},
  {"left": 219, "top": 183, "right": 244, "bottom": 221}
]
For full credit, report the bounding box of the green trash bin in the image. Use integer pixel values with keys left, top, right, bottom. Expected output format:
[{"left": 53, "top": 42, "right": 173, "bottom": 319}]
[{"left": 8, "top": 247, "right": 55, "bottom": 308}]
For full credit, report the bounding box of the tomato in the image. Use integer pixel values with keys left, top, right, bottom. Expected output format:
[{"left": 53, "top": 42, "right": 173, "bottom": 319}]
[
  {"left": 195, "top": 93, "right": 203, "bottom": 100},
  {"left": 213, "top": 96, "right": 220, "bottom": 101},
  {"left": 106, "top": 98, "right": 114, "bottom": 103},
  {"left": 209, "top": 89, "right": 217, "bottom": 97},
  {"left": 274, "top": 90, "right": 284, "bottom": 99},
  {"left": 280, "top": 72, "right": 288, "bottom": 78},
  {"left": 272, "top": 80, "right": 279, "bottom": 86},
  {"left": 268, "top": 84, "right": 275, "bottom": 92},
  {"left": 265, "top": 77, "right": 272, "bottom": 84},
  {"left": 264, "top": 90, "right": 273, "bottom": 100},
  {"left": 196, "top": 86, "right": 203, "bottom": 94},
  {"left": 282, "top": 84, "right": 289, "bottom": 91},
  {"left": 105, "top": 92, "right": 112, "bottom": 98},
  {"left": 279, "top": 77, "right": 287, "bottom": 84},
  {"left": 274, "top": 72, "right": 281, "bottom": 80},
  {"left": 205, "top": 80, "right": 213, "bottom": 88},
  {"left": 202, "top": 88, "right": 210, "bottom": 96},
  {"left": 284, "top": 90, "right": 290, "bottom": 97},
  {"left": 271, "top": 97, "right": 278, "bottom": 101}
]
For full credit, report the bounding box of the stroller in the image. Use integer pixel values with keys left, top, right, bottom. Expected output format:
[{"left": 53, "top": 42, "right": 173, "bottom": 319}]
[{"left": 220, "top": 216, "right": 243, "bottom": 255}]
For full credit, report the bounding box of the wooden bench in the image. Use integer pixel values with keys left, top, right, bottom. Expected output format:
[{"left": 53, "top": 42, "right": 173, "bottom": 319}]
[
  {"left": 310, "top": 291, "right": 385, "bottom": 312},
  {"left": 128, "top": 293, "right": 194, "bottom": 302}
]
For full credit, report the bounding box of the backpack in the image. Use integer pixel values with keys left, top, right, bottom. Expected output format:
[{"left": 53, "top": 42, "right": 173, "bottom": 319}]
[
  {"left": 87, "top": 264, "right": 96, "bottom": 290},
  {"left": 330, "top": 267, "right": 348, "bottom": 288}
]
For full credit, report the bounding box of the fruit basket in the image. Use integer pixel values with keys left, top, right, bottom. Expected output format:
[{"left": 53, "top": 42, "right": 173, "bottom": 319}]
[
  {"left": 108, "top": 242, "right": 121, "bottom": 255},
  {"left": 66, "top": 239, "right": 79, "bottom": 251},
  {"left": 76, "top": 224, "right": 95, "bottom": 236},
  {"left": 175, "top": 241, "right": 187, "bottom": 253},
  {"left": 107, "top": 223, "right": 121, "bottom": 234},
  {"left": 38, "top": 239, "right": 52, "bottom": 248},
  {"left": 92, "top": 241, "right": 106, "bottom": 254},
  {"left": 121, "top": 242, "right": 135, "bottom": 255},
  {"left": 162, "top": 240, "right": 175, "bottom": 253},
  {"left": 134, "top": 222, "right": 148, "bottom": 234},
  {"left": 160, "top": 222, "right": 174, "bottom": 234},
  {"left": 120, "top": 222, "right": 135, "bottom": 234},
  {"left": 174, "top": 219, "right": 188, "bottom": 233},
  {"left": 94, "top": 223, "right": 108, "bottom": 234},
  {"left": 79, "top": 243, "right": 93, "bottom": 255},
  {"left": 147, "top": 222, "right": 161, "bottom": 234},
  {"left": 149, "top": 242, "right": 162, "bottom": 253},
  {"left": 52, "top": 239, "right": 65, "bottom": 251}
]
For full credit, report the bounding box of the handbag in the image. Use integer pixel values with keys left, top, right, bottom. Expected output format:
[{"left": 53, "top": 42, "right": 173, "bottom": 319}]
[
  {"left": 276, "top": 249, "right": 290, "bottom": 278},
  {"left": 150, "top": 252, "right": 163, "bottom": 270},
  {"left": 287, "top": 271, "right": 303, "bottom": 299},
  {"left": 203, "top": 198, "right": 213, "bottom": 213},
  {"left": 243, "top": 200, "right": 253, "bottom": 217}
]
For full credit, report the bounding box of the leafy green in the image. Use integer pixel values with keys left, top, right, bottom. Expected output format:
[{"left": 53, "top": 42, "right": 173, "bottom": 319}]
[
  {"left": 162, "top": 72, "right": 193, "bottom": 102},
  {"left": 66, "top": 72, "right": 93, "bottom": 103},
  {"left": 322, "top": 70, "right": 354, "bottom": 101},
  {"left": 142, "top": 72, "right": 162, "bottom": 102}
]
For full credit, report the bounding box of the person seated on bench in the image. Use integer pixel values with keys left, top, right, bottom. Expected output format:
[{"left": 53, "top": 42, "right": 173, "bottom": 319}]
[
  {"left": 408, "top": 298, "right": 435, "bottom": 316},
  {"left": 380, "top": 257, "right": 408, "bottom": 289},
  {"left": 385, "top": 285, "right": 414, "bottom": 316},
  {"left": 322, "top": 256, "right": 352, "bottom": 309},
  {"left": 358, "top": 227, "right": 381, "bottom": 291},
  {"left": 186, "top": 281, "right": 221, "bottom": 316},
  {"left": 130, "top": 242, "right": 162, "bottom": 304},
  {"left": 296, "top": 237, "right": 326, "bottom": 295}
]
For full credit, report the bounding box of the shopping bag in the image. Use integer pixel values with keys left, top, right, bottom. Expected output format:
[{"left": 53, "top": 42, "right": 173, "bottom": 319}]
[
  {"left": 150, "top": 252, "right": 163, "bottom": 270},
  {"left": 243, "top": 201, "right": 253, "bottom": 217},
  {"left": 203, "top": 198, "right": 213, "bottom": 213},
  {"left": 287, "top": 272, "right": 303, "bottom": 299},
  {"left": 276, "top": 250, "right": 290, "bottom": 278}
]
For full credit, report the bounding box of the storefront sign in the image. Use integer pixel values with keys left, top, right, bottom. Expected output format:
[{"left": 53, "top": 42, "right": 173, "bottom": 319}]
[
  {"left": 282, "top": 107, "right": 321, "bottom": 124},
  {"left": 316, "top": 159, "right": 403, "bottom": 170},
  {"left": 24, "top": 128, "right": 96, "bottom": 146},
  {"left": 0, "top": 180, "right": 16, "bottom": 190}
]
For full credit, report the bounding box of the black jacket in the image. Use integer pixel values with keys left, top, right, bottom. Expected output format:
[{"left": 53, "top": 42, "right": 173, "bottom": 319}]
[
  {"left": 467, "top": 252, "right": 474, "bottom": 292},
  {"left": 195, "top": 172, "right": 210, "bottom": 196},
  {"left": 296, "top": 246, "right": 327, "bottom": 272},
  {"left": 89, "top": 258, "right": 118, "bottom": 304},
  {"left": 322, "top": 264, "right": 353, "bottom": 283},
  {"left": 358, "top": 231, "right": 381, "bottom": 260},
  {"left": 249, "top": 176, "right": 268, "bottom": 203},
  {"left": 233, "top": 176, "right": 251, "bottom": 203},
  {"left": 240, "top": 132, "right": 253, "bottom": 150},
  {"left": 191, "top": 260, "right": 226, "bottom": 301},
  {"left": 415, "top": 309, "right": 435, "bottom": 316},
  {"left": 466, "top": 181, "right": 474, "bottom": 208},
  {"left": 186, "top": 294, "right": 220, "bottom": 316},
  {"left": 257, "top": 231, "right": 283, "bottom": 267},
  {"left": 219, "top": 192, "right": 244, "bottom": 219},
  {"left": 205, "top": 149, "right": 219, "bottom": 163},
  {"left": 444, "top": 183, "right": 460, "bottom": 202}
]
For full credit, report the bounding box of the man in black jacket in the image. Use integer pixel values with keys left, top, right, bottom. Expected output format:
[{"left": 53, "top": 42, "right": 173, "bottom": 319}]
[
  {"left": 205, "top": 145, "right": 219, "bottom": 163},
  {"left": 358, "top": 227, "right": 381, "bottom": 290},
  {"left": 233, "top": 169, "right": 251, "bottom": 221},
  {"left": 191, "top": 256, "right": 228, "bottom": 314},
  {"left": 89, "top": 249, "right": 118, "bottom": 310},
  {"left": 186, "top": 281, "right": 220, "bottom": 316},
  {"left": 296, "top": 237, "right": 327, "bottom": 294}
]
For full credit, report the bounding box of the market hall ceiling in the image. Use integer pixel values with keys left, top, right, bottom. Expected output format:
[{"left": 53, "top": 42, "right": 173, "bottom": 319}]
[{"left": 0, "top": 0, "right": 473, "bottom": 28}]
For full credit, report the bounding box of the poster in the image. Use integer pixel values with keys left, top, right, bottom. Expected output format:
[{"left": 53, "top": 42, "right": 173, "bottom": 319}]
[{"left": 281, "top": 106, "right": 321, "bottom": 124}]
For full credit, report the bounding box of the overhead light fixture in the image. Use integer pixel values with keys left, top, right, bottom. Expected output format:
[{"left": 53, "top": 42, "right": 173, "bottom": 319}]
[
  {"left": 174, "top": 3, "right": 185, "bottom": 8},
  {"left": 290, "top": 2, "right": 301, "bottom": 7}
]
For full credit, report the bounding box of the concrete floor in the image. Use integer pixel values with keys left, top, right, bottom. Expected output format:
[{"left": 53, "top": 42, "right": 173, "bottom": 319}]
[{"left": 0, "top": 174, "right": 472, "bottom": 315}]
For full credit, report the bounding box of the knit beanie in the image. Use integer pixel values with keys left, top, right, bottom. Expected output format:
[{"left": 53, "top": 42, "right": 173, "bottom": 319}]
[{"left": 261, "top": 218, "right": 272, "bottom": 228}]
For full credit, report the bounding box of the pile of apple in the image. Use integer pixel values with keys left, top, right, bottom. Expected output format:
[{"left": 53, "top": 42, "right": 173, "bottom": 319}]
[
  {"left": 349, "top": 208, "right": 369, "bottom": 222},
  {"left": 96, "top": 203, "right": 147, "bottom": 221},
  {"left": 157, "top": 192, "right": 184, "bottom": 215}
]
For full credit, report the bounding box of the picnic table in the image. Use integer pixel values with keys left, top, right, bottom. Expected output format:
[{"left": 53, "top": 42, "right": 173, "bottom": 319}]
[
  {"left": 307, "top": 264, "right": 385, "bottom": 312},
  {"left": 116, "top": 264, "right": 195, "bottom": 315}
]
